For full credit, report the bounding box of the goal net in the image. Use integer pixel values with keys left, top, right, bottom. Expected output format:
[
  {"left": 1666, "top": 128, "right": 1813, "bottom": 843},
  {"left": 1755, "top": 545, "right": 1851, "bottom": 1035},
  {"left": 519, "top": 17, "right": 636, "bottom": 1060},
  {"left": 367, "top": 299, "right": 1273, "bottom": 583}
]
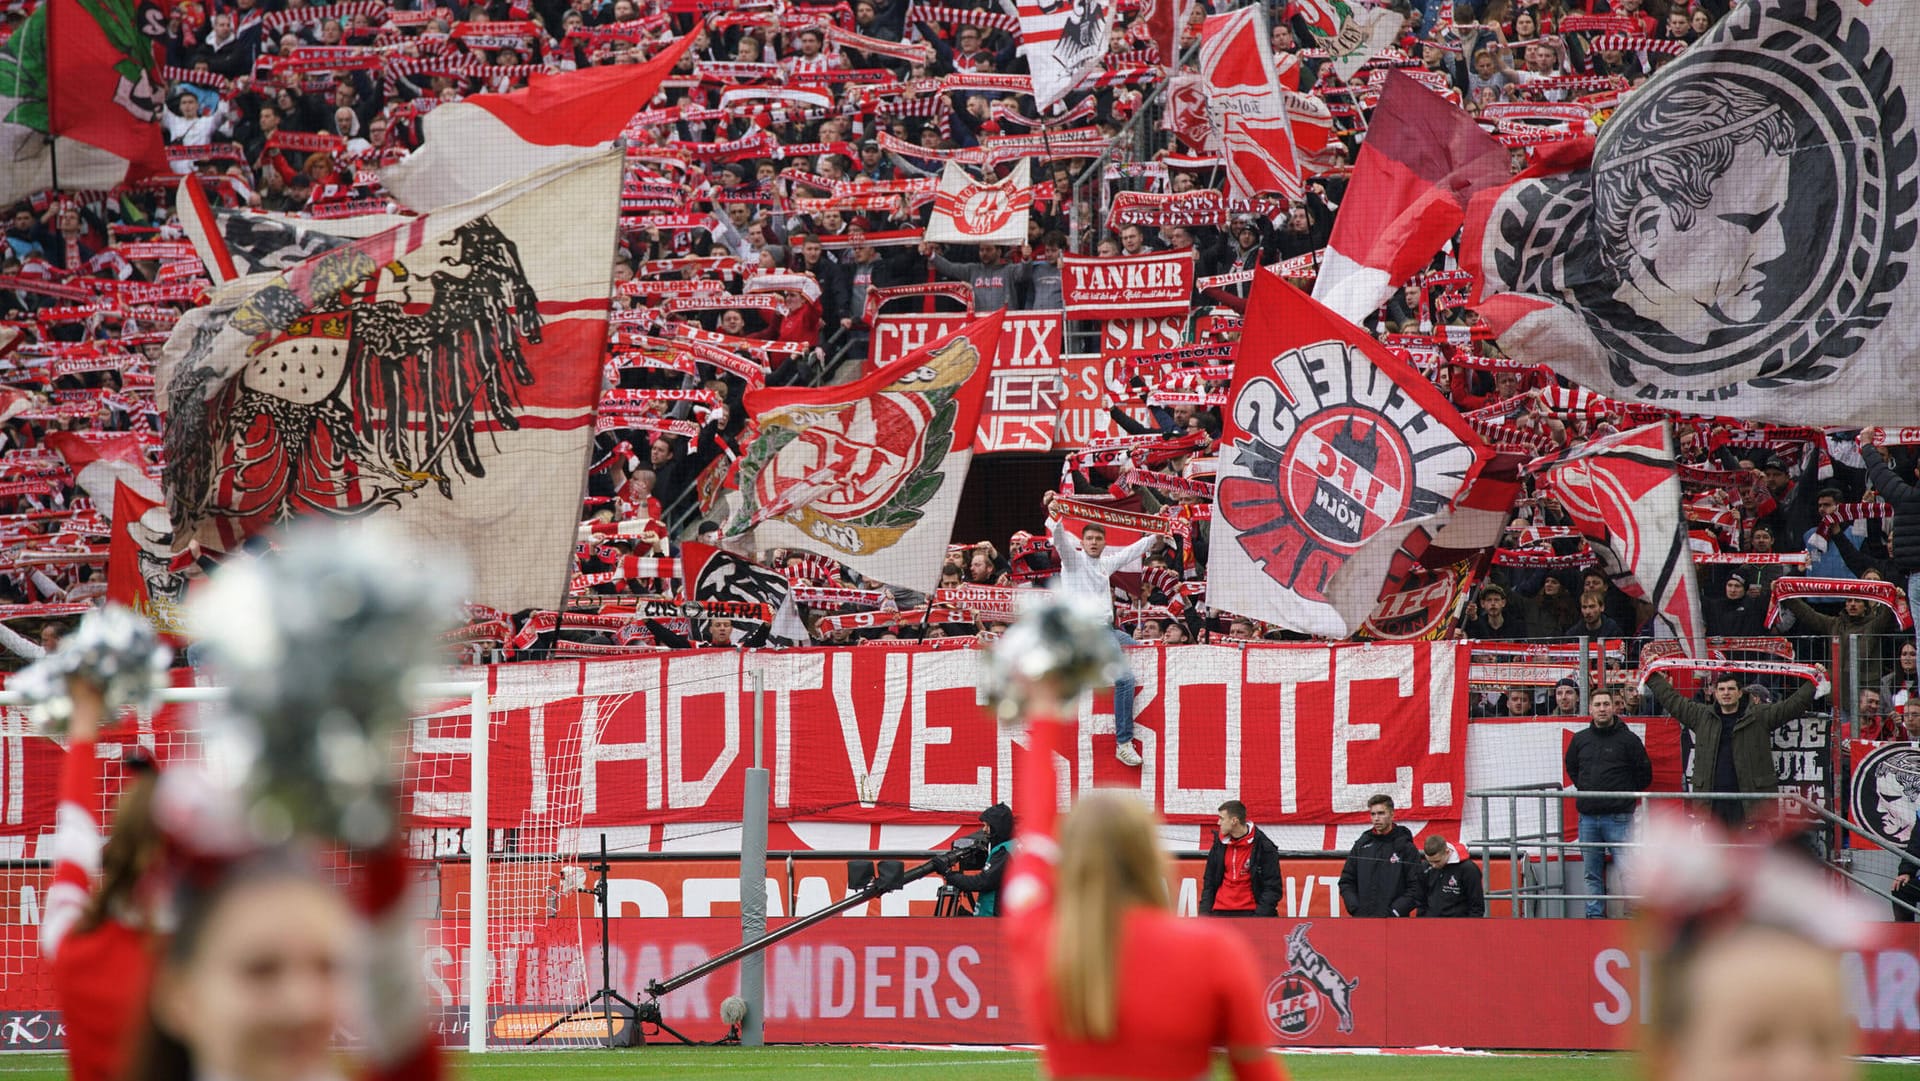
[{"left": 0, "top": 676, "right": 599, "bottom": 1054}]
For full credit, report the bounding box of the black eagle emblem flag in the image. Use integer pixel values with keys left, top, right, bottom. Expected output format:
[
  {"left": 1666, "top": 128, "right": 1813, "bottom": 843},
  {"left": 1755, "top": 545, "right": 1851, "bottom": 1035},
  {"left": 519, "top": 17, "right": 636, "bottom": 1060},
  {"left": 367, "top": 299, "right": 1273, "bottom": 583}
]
[{"left": 157, "top": 153, "right": 624, "bottom": 613}]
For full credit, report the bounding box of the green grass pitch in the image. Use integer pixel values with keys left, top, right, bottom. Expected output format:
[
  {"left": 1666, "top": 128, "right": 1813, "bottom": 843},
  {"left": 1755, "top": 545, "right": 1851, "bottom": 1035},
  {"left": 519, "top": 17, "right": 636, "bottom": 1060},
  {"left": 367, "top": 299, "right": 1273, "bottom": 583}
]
[{"left": 1, "top": 1049, "right": 1917, "bottom": 1080}]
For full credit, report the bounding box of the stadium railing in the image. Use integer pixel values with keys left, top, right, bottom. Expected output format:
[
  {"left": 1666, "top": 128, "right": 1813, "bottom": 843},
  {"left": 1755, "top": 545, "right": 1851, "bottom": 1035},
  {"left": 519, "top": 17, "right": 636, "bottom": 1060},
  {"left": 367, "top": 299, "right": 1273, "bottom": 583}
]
[{"left": 1466, "top": 786, "right": 1918, "bottom": 920}]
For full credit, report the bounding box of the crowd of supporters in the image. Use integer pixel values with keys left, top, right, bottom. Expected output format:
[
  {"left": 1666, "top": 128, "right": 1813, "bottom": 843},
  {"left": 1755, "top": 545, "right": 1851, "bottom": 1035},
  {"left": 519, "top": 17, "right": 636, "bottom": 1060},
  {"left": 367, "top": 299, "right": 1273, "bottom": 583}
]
[{"left": 4, "top": 0, "right": 1904, "bottom": 712}]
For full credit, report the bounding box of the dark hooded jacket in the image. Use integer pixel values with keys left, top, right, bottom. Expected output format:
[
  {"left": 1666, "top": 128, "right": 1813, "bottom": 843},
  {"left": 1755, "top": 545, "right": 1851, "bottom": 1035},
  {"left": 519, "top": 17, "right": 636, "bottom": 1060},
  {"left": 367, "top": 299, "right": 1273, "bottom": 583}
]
[
  {"left": 943, "top": 803, "right": 1014, "bottom": 915},
  {"left": 1419, "top": 854, "right": 1485, "bottom": 918},
  {"left": 1338, "top": 824, "right": 1423, "bottom": 917}
]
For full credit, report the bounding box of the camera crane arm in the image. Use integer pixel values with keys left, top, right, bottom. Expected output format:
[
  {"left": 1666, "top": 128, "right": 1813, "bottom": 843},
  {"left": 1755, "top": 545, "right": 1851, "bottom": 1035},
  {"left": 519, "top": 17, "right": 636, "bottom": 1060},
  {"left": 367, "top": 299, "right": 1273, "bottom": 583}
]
[{"left": 643, "top": 856, "right": 947, "bottom": 1000}]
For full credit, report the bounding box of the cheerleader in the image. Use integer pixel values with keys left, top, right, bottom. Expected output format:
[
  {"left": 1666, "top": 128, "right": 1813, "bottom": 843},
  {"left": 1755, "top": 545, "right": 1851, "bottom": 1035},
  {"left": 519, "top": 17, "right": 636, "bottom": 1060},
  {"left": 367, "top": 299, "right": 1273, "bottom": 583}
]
[
  {"left": 992, "top": 595, "right": 1284, "bottom": 1081},
  {"left": 1633, "top": 814, "right": 1870, "bottom": 1081},
  {"left": 40, "top": 669, "right": 165, "bottom": 1081}
]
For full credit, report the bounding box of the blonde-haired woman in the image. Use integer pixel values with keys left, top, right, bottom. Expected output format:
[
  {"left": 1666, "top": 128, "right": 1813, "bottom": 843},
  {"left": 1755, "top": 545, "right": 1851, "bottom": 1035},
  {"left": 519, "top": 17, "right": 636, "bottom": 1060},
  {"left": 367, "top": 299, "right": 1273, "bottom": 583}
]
[{"left": 1002, "top": 678, "right": 1282, "bottom": 1080}]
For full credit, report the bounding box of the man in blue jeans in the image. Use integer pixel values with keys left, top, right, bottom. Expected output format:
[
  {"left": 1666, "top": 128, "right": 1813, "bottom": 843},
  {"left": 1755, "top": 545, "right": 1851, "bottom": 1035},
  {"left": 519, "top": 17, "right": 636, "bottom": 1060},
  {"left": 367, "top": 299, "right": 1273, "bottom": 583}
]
[
  {"left": 1562, "top": 688, "right": 1652, "bottom": 917},
  {"left": 1043, "top": 490, "right": 1161, "bottom": 766}
]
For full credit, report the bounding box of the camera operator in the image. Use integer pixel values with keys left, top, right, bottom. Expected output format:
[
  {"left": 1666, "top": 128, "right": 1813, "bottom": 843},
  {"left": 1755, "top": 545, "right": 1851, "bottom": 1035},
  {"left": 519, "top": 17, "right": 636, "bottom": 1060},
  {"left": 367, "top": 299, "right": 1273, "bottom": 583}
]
[{"left": 940, "top": 804, "right": 1015, "bottom": 916}]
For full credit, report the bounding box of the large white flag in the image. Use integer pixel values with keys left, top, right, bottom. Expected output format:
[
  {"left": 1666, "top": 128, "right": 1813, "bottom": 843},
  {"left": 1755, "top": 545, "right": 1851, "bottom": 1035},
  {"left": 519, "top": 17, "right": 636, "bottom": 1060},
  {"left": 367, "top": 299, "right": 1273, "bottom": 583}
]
[
  {"left": 157, "top": 152, "right": 624, "bottom": 614},
  {"left": 1466, "top": 0, "right": 1920, "bottom": 425},
  {"left": 1015, "top": 0, "right": 1112, "bottom": 110}
]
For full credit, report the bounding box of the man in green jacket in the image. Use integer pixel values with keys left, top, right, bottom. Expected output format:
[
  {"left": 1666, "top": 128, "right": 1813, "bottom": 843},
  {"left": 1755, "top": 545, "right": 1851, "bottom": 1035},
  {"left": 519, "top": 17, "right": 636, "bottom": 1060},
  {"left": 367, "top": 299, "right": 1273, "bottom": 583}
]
[
  {"left": 1645, "top": 668, "right": 1827, "bottom": 828},
  {"left": 1779, "top": 594, "right": 1895, "bottom": 712}
]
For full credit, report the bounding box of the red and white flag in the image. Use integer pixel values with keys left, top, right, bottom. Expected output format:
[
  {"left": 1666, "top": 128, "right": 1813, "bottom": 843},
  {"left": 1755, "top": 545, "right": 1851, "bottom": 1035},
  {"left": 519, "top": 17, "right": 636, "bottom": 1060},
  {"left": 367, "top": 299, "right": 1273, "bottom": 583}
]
[
  {"left": 722, "top": 312, "right": 1004, "bottom": 592},
  {"left": 1016, "top": 0, "right": 1114, "bottom": 109},
  {"left": 105, "top": 479, "right": 187, "bottom": 638},
  {"left": 1536, "top": 424, "right": 1705, "bottom": 655},
  {"left": 0, "top": 385, "right": 38, "bottom": 425},
  {"left": 44, "top": 430, "right": 159, "bottom": 522},
  {"left": 1211, "top": 271, "right": 1488, "bottom": 637},
  {"left": 1356, "top": 452, "right": 1524, "bottom": 640},
  {"left": 1313, "top": 71, "right": 1510, "bottom": 323},
  {"left": 157, "top": 152, "right": 624, "bottom": 615},
  {"left": 925, "top": 159, "right": 1033, "bottom": 245},
  {"left": 1199, "top": 7, "right": 1328, "bottom": 202},
  {"left": 1138, "top": 0, "right": 1180, "bottom": 65},
  {"left": 381, "top": 35, "right": 693, "bottom": 211},
  {"left": 0, "top": 0, "right": 171, "bottom": 204}
]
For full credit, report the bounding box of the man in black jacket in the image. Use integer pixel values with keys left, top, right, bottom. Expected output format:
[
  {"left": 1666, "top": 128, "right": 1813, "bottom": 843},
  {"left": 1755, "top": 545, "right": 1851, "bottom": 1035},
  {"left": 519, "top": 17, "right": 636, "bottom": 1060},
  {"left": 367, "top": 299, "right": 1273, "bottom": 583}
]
[
  {"left": 1418, "top": 836, "right": 1485, "bottom": 917},
  {"left": 1200, "top": 800, "right": 1282, "bottom": 917},
  {"left": 1338, "top": 794, "right": 1423, "bottom": 917},
  {"left": 1564, "top": 688, "right": 1653, "bottom": 917}
]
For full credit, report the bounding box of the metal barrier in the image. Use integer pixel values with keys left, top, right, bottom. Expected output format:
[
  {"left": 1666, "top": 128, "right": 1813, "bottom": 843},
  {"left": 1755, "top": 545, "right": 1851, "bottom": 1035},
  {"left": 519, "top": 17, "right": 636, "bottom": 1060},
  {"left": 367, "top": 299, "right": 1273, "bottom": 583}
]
[{"left": 1467, "top": 786, "right": 1920, "bottom": 920}]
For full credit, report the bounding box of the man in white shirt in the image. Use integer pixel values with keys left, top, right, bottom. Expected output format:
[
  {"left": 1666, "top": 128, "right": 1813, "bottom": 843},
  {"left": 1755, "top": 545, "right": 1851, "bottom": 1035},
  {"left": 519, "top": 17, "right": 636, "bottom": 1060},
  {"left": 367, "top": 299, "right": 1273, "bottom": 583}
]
[{"left": 1042, "top": 490, "right": 1160, "bottom": 766}]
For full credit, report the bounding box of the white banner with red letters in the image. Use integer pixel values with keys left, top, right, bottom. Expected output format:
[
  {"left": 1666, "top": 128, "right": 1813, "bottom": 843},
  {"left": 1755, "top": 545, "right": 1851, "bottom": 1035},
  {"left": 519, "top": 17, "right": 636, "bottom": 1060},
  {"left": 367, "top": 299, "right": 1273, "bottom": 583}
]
[{"left": 1060, "top": 251, "right": 1195, "bottom": 320}]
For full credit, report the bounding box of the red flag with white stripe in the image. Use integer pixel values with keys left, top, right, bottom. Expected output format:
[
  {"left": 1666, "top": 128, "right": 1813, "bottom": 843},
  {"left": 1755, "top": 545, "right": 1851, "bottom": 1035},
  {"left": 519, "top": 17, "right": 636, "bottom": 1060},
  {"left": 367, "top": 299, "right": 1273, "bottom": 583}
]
[
  {"left": 44, "top": 431, "right": 159, "bottom": 523},
  {"left": 1200, "top": 7, "right": 1326, "bottom": 202},
  {"left": 1536, "top": 424, "right": 1705, "bottom": 656},
  {"left": 381, "top": 35, "right": 693, "bottom": 211},
  {"left": 1312, "top": 71, "right": 1510, "bottom": 323}
]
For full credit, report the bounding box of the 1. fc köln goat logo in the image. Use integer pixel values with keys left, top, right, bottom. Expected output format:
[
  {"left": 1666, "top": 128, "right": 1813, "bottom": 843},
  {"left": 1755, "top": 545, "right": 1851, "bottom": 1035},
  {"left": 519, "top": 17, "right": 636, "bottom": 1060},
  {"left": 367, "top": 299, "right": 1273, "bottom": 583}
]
[
  {"left": 1217, "top": 340, "right": 1476, "bottom": 603},
  {"left": 1264, "top": 924, "right": 1359, "bottom": 1039}
]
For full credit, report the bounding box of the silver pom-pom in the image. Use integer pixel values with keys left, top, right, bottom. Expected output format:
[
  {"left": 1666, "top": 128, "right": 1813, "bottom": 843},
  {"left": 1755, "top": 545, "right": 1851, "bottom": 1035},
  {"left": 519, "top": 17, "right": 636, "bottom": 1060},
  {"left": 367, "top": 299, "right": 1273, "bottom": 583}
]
[
  {"left": 14, "top": 605, "right": 172, "bottom": 735},
  {"left": 981, "top": 590, "right": 1122, "bottom": 724},
  {"left": 189, "top": 523, "right": 463, "bottom": 848}
]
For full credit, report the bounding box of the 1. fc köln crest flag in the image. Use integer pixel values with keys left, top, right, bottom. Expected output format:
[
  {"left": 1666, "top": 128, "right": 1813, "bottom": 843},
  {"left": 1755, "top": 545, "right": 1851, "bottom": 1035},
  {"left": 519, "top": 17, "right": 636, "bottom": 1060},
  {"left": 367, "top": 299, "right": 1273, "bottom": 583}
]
[
  {"left": 156, "top": 151, "right": 623, "bottom": 615},
  {"left": 1536, "top": 424, "right": 1705, "bottom": 655},
  {"left": 1465, "top": 0, "right": 1920, "bottom": 426},
  {"left": 1016, "top": 0, "right": 1113, "bottom": 109},
  {"left": 925, "top": 160, "right": 1032, "bottom": 245},
  {"left": 1212, "top": 271, "right": 1487, "bottom": 637},
  {"left": 723, "top": 312, "right": 1004, "bottom": 592}
]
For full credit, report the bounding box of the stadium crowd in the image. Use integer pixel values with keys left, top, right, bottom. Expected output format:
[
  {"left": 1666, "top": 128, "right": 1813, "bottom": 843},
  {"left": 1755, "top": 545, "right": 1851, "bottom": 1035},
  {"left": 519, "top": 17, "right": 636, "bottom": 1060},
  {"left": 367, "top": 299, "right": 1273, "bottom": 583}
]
[{"left": 0, "top": 0, "right": 1905, "bottom": 719}]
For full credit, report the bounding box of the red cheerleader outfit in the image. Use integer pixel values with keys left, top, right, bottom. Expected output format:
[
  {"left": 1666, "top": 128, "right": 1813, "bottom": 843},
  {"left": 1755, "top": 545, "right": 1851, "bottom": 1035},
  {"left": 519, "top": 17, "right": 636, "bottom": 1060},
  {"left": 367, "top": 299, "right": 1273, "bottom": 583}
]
[
  {"left": 42, "top": 736, "right": 155, "bottom": 1081},
  {"left": 1004, "top": 715, "right": 1284, "bottom": 1081}
]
